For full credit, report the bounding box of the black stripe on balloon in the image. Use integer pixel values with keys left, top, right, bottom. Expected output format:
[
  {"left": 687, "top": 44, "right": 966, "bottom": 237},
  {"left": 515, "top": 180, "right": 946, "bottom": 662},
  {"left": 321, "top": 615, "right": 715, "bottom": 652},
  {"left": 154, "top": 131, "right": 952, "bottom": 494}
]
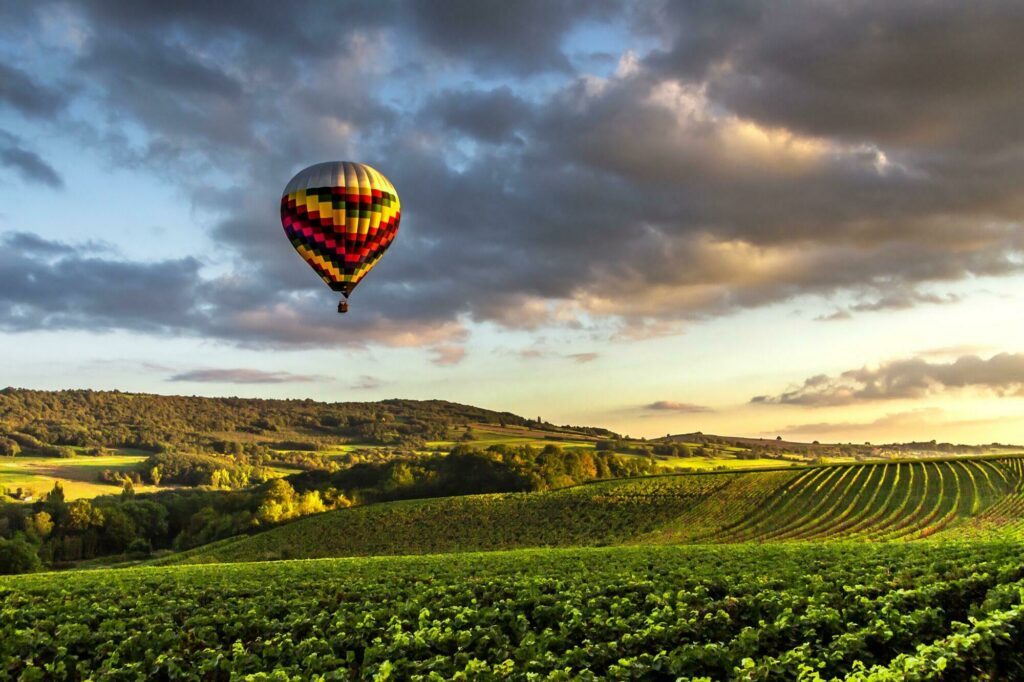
[{"left": 302, "top": 185, "right": 397, "bottom": 213}]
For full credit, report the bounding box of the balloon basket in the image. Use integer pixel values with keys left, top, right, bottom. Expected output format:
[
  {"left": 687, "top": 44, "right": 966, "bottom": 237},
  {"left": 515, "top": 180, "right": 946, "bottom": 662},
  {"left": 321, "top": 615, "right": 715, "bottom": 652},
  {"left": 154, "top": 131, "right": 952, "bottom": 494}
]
[{"left": 337, "top": 299, "right": 349, "bottom": 314}]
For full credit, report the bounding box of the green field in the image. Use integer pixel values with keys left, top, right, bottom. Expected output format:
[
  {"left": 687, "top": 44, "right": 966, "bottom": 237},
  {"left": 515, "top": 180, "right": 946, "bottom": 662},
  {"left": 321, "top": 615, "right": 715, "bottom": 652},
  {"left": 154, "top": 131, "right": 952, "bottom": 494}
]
[
  {"left": 0, "top": 454, "right": 164, "bottom": 500},
  {"left": 162, "top": 457, "right": 1024, "bottom": 565},
  {"left": 4, "top": 542, "right": 1024, "bottom": 679}
]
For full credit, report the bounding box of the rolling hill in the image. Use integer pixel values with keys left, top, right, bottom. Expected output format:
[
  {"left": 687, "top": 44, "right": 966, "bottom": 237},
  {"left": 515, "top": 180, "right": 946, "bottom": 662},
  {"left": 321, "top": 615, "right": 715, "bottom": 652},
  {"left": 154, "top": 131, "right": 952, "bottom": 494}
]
[
  {"left": 5, "top": 388, "right": 1022, "bottom": 504},
  {"left": 165, "top": 456, "right": 1024, "bottom": 565}
]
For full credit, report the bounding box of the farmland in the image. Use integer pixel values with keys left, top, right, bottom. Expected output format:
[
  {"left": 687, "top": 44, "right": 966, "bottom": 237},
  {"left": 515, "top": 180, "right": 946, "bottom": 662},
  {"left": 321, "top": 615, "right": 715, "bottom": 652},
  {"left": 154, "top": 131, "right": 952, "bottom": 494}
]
[
  {"left": 0, "top": 453, "right": 164, "bottom": 500},
  {"left": 5, "top": 396, "right": 1024, "bottom": 680},
  {"left": 4, "top": 541, "right": 1024, "bottom": 679},
  {"left": 5, "top": 389, "right": 1011, "bottom": 506},
  {"left": 169, "top": 457, "right": 1024, "bottom": 565},
  {"left": 6, "top": 391, "right": 1024, "bottom": 680}
]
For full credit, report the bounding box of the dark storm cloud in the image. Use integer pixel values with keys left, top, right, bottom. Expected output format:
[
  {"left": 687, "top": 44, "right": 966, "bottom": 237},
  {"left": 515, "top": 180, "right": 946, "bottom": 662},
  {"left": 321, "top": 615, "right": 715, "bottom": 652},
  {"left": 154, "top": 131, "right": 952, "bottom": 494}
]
[
  {"left": 753, "top": 354, "right": 1024, "bottom": 407},
  {"left": 0, "top": 132, "right": 63, "bottom": 188},
  {"left": 0, "top": 63, "right": 67, "bottom": 118},
  {"left": 74, "top": 33, "right": 260, "bottom": 162},
  {"left": 649, "top": 2, "right": 1024, "bottom": 150},
  {"left": 3, "top": 1, "right": 1024, "bottom": 348},
  {"left": 422, "top": 87, "right": 533, "bottom": 143},
  {"left": 73, "top": 0, "right": 389, "bottom": 62},
  {"left": 406, "top": 0, "right": 612, "bottom": 75},
  {"left": 168, "top": 368, "right": 324, "bottom": 383},
  {"left": 0, "top": 232, "right": 202, "bottom": 333}
]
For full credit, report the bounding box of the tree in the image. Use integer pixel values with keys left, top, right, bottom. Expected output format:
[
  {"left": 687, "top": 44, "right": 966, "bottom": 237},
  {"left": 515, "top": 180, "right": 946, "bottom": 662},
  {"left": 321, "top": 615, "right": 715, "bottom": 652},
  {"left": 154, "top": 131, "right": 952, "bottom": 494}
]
[
  {"left": 31, "top": 512, "right": 53, "bottom": 539},
  {"left": 67, "top": 499, "right": 105, "bottom": 532},
  {"left": 256, "top": 479, "right": 298, "bottom": 525},
  {"left": 43, "top": 482, "right": 68, "bottom": 524},
  {"left": 127, "top": 538, "right": 152, "bottom": 557},
  {"left": 0, "top": 537, "right": 41, "bottom": 575},
  {"left": 297, "top": 491, "right": 326, "bottom": 516},
  {"left": 0, "top": 437, "right": 20, "bottom": 456},
  {"left": 149, "top": 466, "right": 162, "bottom": 486},
  {"left": 103, "top": 509, "right": 137, "bottom": 552},
  {"left": 45, "top": 482, "right": 65, "bottom": 505}
]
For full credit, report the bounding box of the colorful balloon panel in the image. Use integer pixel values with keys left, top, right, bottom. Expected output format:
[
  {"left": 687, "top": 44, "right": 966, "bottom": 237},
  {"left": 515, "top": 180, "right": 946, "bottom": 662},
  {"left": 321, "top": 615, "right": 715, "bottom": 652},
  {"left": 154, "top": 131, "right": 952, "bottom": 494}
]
[{"left": 280, "top": 161, "right": 400, "bottom": 296}]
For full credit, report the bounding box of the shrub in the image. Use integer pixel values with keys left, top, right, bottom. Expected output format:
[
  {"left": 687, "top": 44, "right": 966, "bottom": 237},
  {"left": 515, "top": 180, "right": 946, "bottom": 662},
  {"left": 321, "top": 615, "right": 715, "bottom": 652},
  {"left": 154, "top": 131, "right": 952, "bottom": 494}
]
[{"left": 0, "top": 537, "right": 42, "bottom": 575}]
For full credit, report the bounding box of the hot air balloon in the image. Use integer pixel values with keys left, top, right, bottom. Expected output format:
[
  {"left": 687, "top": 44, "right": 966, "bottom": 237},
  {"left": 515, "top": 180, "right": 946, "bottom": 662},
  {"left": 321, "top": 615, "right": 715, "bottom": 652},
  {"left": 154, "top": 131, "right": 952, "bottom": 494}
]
[{"left": 280, "top": 161, "right": 401, "bottom": 313}]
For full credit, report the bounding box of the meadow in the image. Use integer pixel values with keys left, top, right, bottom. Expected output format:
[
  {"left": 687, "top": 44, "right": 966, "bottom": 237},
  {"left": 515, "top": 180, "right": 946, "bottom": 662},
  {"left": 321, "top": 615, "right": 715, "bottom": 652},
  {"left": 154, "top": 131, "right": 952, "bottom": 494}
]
[{"left": 0, "top": 453, "right": 160, "bottom": 500}]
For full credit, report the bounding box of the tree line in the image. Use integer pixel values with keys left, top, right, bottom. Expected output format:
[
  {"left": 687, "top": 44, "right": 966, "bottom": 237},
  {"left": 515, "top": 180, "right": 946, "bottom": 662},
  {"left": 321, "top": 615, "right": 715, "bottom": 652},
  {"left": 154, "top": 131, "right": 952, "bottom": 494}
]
[{"left": 0, "top": 443, "right": 655, "bottom": 573}]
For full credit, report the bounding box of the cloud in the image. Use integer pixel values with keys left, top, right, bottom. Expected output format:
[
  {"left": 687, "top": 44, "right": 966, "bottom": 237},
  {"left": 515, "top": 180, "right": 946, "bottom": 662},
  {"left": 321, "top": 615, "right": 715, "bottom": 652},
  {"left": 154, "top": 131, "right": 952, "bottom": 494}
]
[
  {"left": 643, "top": 400, "right": 712, "bottom": 413},
  {"left": 421, "top": 86, "right": 533, "bottom": 143},
  {"left": 772, "top": 409, "right": 946, "bottom": 439},
  {"left": 512, "top": 347, "right": 597, "bottom": 363},
  {"left": 431, "top": 344, "right": 467, "bottom": 366},
  {"left": 2, "top": 231, "right": 103, "bottom": 256},
  {"left": 816, "top": 309, "right": 852, "bottom": 322},
  {"left": 350, "top": 375, "right": 382, "bottom": 390},
  {"left": 918, "top": 344, "right": 993, "bottom": 359},
  {"left": 753, "top": 353, "right": 1024, "bottom": 406},
  {"left": 406, "top": 0, "right": 611, "bottom": 75},
  {"left": 0, "top": 62, "right": 67, "bottom": 118},
  {"left": 3, "top": 1, "right": 1024, "bottom": 349},
  {"left": 566, "top": 352, "right": 599, "bottom": 364},
  {"left": 0, "top": 231, "right": 203, "bottom": 334},
  {"left": 0, "top": 131, "right": 63, "bottom": 188},
  {"left": 818, "top": 289, "right": 961, "bottom": 321},
  {"left": 0, "top": 231, "right": 467, "bottom": 349},
  {"left": 168, "top": 368, "right": 325, "bottom": 384}
]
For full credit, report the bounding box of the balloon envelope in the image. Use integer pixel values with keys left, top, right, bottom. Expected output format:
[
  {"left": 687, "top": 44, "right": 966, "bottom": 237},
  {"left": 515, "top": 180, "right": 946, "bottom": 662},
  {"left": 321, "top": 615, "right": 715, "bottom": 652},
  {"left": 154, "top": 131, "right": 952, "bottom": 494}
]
[{"left": 280, "top": 161, "right": 401, "bottom": 297}]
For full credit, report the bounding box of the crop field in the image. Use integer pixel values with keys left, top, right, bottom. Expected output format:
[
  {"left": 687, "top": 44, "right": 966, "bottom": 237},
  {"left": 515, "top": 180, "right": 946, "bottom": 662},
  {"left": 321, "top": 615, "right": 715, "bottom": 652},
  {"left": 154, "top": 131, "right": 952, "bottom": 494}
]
[
  {"left": 0, "top": 454, "right": 162, "bottom": 500},
  {"left": 4, "top": 542, "right": 1024, "bottom": 679},
  {"left": 165, "top": 457, "right": 1024, "bottom": 565},
  {"left": 641, "top": 454, "right": 793, "bottom": 470}
]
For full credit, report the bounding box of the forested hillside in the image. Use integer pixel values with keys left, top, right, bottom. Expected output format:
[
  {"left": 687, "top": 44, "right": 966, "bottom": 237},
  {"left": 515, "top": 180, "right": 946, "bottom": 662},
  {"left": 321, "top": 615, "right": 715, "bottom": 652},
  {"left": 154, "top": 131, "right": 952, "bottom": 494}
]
[{"left": 0, "top": 388, "right": 552, "bottom": 451}]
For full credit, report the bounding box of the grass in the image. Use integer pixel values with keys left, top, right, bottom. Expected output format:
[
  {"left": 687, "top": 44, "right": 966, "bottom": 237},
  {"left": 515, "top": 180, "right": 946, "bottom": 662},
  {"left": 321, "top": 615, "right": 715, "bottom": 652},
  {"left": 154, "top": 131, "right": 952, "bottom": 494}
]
[
  {"left": 642, "top": 454, "right": 791, "bottom": 470},
  {"left": 0, "top": 454, "right": 164, "bottom": 500}
]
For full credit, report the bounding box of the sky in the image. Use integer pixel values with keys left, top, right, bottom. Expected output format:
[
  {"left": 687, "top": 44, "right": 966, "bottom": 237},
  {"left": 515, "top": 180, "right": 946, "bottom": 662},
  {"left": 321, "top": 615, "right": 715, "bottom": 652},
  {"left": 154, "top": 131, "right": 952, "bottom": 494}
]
[{"left": 2, "top": 1, "right": 1024, "bottom": 444}]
